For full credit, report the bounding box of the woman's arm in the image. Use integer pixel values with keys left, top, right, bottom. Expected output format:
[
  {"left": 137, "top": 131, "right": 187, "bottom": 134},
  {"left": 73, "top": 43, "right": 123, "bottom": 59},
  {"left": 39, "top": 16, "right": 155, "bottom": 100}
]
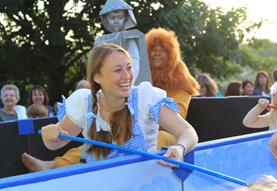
[
  {"left": 42, "top": 115, "right": 82, "bottom": 150},
  {"left": 158, "top": 105, "right": 198, "bottom": 165},
  {"left": 243, "top": 98, "right": 270, "bottom": 128}
]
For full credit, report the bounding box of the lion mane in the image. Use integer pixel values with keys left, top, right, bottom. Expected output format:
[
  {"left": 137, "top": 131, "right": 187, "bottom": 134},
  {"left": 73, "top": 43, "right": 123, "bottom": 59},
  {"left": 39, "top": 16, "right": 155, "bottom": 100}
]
[{"left": 145, "top": 27, "right": 199, "bottom": 95}]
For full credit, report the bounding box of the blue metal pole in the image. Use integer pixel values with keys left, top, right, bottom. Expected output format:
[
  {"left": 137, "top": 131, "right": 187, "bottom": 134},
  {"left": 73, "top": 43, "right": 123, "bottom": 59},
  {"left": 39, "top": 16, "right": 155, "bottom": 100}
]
[{"left": 38, "top": 130, "right": 248, "bottom": 186}]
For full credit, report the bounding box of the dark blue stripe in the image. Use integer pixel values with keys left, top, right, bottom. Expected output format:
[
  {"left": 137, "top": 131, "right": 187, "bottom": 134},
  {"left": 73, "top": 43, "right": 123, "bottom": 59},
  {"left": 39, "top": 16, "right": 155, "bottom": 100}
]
[{"left": 18, "top": 118, "right": 34, "bottom": 135}]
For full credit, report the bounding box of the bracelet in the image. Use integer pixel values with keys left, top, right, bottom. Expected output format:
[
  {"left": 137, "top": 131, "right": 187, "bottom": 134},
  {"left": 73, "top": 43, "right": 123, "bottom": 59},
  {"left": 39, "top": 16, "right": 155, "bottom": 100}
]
[{"left": 176, "top": 143, "right": 187, "bottom": 155}]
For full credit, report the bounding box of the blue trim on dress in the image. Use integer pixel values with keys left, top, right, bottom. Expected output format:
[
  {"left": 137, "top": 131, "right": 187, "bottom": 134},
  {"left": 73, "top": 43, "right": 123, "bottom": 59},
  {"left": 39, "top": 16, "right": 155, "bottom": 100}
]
[
  {"left": 82, "top": 87, "right": 147, "bottom": 162},
  {"left": 108, "top": 87, "right": 147, "bottom": 159},
  {"left": 149, "top": 97, "right": 178, "bottom": 124},
  {"left": 86, "top": 93, "right": 101, "bottom": 132},
  {"left": 56, "top": 95, "right": 66, "bottom": 122}
]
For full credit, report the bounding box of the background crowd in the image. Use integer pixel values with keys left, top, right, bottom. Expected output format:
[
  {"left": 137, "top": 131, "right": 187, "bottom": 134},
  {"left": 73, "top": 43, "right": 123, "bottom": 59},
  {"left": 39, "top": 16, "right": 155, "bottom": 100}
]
[{"left": 0, "top": 69, "right": 276, "bottom": 123}]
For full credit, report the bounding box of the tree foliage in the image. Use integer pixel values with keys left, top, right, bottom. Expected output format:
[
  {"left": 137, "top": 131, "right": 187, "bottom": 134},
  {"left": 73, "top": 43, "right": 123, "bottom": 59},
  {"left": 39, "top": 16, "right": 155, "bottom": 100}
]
[
  {"left": 239, "top": 39, "right": 277, "bottom": 81},
  {"left": 0, "top": 0, "right": 263, "bottom": 103}
]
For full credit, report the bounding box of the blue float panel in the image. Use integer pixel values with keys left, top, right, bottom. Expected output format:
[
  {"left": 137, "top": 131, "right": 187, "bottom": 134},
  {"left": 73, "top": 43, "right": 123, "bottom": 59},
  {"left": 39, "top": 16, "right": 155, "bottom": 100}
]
[
  {"left": 184, "top": 130, "right": 277, "bottom": 190},
  {"left": 0, "top": 154, "right": 182, "bottom": 191},
  {"left": 1, "top": 130, "right": 276, "bottom": 191}
]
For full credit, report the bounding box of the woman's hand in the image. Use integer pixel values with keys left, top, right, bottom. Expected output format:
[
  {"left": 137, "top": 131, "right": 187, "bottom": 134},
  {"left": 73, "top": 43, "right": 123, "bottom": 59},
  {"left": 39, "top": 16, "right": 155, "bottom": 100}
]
[
  {"left": 258, "top": 98, "right": 270, "bottom": 110},
  {"left": 41, "top": 124, "right": 69, "bottom": 150},
  {"left": 158, "top": 145, "right": 184, "bottom": 167}
]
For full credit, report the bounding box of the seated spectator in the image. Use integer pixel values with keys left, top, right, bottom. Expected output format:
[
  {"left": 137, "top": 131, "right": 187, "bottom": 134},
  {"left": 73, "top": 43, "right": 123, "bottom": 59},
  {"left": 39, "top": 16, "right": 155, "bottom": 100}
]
[
  {"left": 21, "top": 80, "right": 90, "bottom": 171},
  {"left": 253, "top": 71, "right": 271, "bottom": 97},
  {"left": 0, "top": 84, "right": 27, "bottom": 121},
  {"left": 22, "top": 103, "right": 61, "bottom": 171},
  {"left": 27, "top": 85, "right": 55, "bottom": 117},
  {"left": 22, "top": 103, "right": 55, "bottom": 171},
  {"left": 242, "top": 80, "right": 254, "bottom": 96},
  {"left": 75, "top": 79, "right": 90, "bottom": 90},
  {"left": 225, "top": 81, "right": 242, "bottom": 96},
  {"left": 196, "top": 73, "right": 221, "bottom": 97},
  {"left": 27, "top": 104, "right": 49, "bottom": 118}
]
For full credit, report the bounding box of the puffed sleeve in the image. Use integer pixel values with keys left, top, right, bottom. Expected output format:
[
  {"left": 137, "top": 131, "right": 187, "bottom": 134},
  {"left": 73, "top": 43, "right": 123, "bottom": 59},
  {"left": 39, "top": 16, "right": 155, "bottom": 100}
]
[
  {"left": 137, "top": 82, "right": 178, "bottom": 124},
  {"left": 63, "top": 89, "right": 90, "bottom": 129}
]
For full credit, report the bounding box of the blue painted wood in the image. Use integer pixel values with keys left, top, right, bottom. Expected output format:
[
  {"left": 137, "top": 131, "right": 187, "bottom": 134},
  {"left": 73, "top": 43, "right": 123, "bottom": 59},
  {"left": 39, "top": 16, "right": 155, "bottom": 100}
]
[
  {"left": 1, "top": 156, "right": 182, "bottom": 191},
  {"left": 1, "top": 130, "right": 276, "bottom": 191},
  {"left": 184, "top": 130, "right": 277, "bottom": 190},
  {"left": 48, "top": 131, "right": 248, "bottom": 186}
]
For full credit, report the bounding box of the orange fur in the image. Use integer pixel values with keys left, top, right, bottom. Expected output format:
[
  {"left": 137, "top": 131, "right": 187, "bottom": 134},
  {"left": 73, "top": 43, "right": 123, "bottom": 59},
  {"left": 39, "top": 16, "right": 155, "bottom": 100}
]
[{"left": 145, "top": 28, "right": 199, "bottom": 95}]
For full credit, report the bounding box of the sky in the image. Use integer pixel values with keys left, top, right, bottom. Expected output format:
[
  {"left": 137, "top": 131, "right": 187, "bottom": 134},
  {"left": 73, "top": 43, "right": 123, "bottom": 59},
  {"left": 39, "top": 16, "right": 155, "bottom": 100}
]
[{"left": 202, "top": 0, "right": 277, "bottom": 42}]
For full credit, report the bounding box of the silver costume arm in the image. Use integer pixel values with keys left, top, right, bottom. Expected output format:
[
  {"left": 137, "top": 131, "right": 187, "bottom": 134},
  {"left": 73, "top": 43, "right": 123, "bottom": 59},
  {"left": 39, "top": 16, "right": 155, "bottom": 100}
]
[{"left": 127, "top": 39, "right": 140, "bottom": 81}]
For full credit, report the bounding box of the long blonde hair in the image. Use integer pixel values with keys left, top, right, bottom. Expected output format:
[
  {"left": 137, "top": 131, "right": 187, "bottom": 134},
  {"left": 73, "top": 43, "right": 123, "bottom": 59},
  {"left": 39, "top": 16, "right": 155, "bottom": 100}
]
[{"left": 86, "top": 43, "right": 132, "bottom": 159}]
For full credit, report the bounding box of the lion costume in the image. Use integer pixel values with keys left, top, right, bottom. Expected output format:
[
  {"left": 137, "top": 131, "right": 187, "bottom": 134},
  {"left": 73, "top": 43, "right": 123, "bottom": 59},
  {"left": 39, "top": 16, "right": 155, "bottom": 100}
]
[{"left": 146, "top": 27, "right": 199, "bottom": 150}]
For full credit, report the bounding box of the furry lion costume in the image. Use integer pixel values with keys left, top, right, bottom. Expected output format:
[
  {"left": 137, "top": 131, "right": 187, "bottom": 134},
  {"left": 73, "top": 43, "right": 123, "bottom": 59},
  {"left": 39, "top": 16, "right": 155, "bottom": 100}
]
[
  {"left": 145, "top": 27, "right": 199, "bottom": 96},
  {"left": 146, "top": 28, "right": 199, "bottom": 150}
]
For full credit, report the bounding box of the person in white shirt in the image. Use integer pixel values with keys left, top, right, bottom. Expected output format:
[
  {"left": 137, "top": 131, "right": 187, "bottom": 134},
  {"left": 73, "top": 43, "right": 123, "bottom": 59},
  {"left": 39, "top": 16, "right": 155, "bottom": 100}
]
[{"left": 0, "top": 84, "right": 27, "bottom": 122}]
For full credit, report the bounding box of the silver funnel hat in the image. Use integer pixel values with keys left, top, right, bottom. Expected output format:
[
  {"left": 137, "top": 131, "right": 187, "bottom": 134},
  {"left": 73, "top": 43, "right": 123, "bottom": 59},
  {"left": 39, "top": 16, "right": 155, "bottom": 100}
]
[{"left": 100, "top": 0, "right": 137, "bottom": 32}]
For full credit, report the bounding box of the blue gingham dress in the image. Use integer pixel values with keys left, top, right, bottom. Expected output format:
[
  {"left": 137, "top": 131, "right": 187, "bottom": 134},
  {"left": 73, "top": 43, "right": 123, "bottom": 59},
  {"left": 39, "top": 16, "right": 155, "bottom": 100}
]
[{"left": 57, "top": 82, "right": 178, "bottom": 162}]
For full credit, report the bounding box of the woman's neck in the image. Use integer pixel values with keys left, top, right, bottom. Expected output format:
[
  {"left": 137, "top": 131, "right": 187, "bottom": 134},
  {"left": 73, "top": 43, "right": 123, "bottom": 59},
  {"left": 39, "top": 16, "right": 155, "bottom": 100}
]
[
  {"left": 2, "top": 106, "right": 16, "bottom": 114},
  {"left": 100, "top": 92, "right": 126, "bottom": 113}
]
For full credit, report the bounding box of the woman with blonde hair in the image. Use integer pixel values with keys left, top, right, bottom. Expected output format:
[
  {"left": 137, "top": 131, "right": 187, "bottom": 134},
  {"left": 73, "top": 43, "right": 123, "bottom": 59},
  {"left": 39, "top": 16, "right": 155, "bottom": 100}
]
[{"left": 41, "top": 43, "right": 198, "bottom": 164}]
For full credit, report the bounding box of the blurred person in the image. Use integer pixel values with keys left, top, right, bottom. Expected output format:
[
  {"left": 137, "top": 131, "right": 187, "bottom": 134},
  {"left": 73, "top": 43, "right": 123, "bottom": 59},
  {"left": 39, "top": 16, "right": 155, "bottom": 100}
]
[
  {"left": 253, "top": 71, "right": 271, "bottom": 97},
  {"left": 26, "top": 104, "right": 49, "bottom": 118},
  {"left": 27, "top": 85, "right": 55, "bottom": 117},
  {"left": 0, "top": 84, "right": 27, "bottom": 121},
  {"left": 145, "top": 27, "right": 199, "bottom": 150},
  {"left": 242, "top": 80, "right": 254, "bottom": 96},
  {"left": 196, "top": 73, "right": 221, "bottom": 97},
  {"left": 22, "top": 81, "right": 89, "bottom": 172},
  {"left": 75, "top": 79, "right": 90, "bottom": 90},
  {"left": 225, "top": 81, "right": 243, "bottom": 96},
  {"left": 22, "top": 103, "right": 58, "bottom": 171}
]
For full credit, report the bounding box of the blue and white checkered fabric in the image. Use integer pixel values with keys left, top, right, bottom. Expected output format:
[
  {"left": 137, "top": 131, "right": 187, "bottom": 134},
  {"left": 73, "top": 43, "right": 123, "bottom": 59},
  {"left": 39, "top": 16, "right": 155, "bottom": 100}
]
[
  {"left": 108, "top": 88, "right": 147, "bottom": 159},
  {"left": 86, "top": 94, "right": 101, "bottom": 132},
  {"left": 81, "top": 88, "right": 148, "bottom": 162},
  {"left": 56, "top": 95, "right": 66, "bottom": 122},
  {"left": 149, "top": 97, "right": 179, "bottom": 124}
]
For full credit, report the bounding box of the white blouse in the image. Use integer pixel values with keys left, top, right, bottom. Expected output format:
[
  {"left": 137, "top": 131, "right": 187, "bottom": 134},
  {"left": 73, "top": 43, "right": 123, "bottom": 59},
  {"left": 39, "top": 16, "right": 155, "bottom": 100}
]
[{"left": 64, "top": 82, "right": 170, "bottom": 153}]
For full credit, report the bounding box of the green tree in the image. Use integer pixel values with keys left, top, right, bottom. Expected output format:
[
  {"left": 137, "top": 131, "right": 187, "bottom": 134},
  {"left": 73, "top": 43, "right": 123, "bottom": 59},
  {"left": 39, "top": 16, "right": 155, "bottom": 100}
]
[
  {"left": 239, "top": 39, "right": 277, "bottom": 81},
  {"left": 155, "top": 1, "right": 260, "bottom": 79},
  {"left": 0, "top": 0, "right": 104, "bottom": 103},
  {"left": 0, "top": 0, "right": 261, "bottom": 103}
]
